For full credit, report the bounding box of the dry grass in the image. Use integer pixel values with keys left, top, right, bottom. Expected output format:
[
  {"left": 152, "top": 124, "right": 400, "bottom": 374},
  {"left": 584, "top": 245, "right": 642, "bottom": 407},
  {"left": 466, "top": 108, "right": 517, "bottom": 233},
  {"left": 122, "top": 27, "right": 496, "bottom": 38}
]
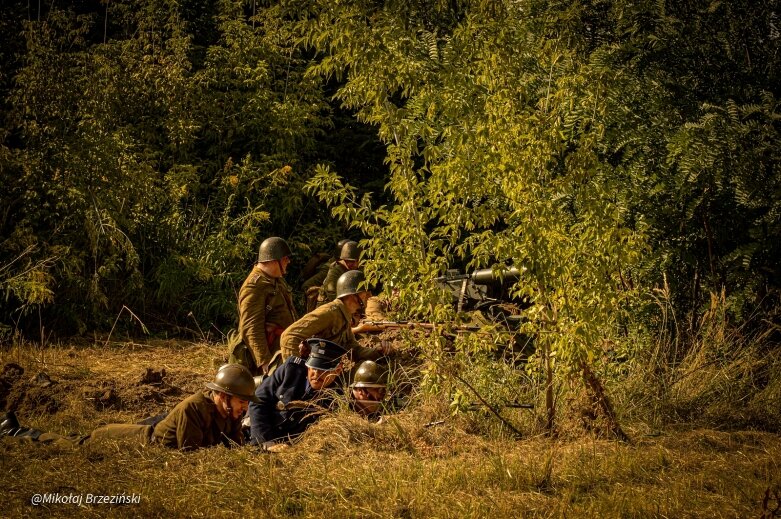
[{"left": 1, "top": 339, "right": 779, "bottom": 518}]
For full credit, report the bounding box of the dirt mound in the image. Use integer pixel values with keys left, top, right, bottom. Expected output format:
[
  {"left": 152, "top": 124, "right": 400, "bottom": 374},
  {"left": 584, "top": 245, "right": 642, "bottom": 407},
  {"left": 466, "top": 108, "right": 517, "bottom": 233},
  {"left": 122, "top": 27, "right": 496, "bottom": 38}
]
[
  {"left": 137, "top": 368, "right": 166, "bottom": 385},
  {"left": 5, "top": 376, "right": 62, "bottom": 415},
  {"left": 116, "top": 368, "right": 185, "bottom": 412},
  {"left": 2, "top": 363, "right": 62, "bottom": 415},
  {"left": 0, "top": 362, "right": 196, "bottom": 417},
  {"left": 0, "top": 363, "right": 25, "bottom": 409}
]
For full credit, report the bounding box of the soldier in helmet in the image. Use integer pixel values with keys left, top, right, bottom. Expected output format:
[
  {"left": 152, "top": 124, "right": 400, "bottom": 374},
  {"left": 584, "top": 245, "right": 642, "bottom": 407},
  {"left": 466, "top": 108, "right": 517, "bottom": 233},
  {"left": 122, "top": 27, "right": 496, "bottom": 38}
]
[
  {"left": 301, "top": 238, "right": 350, "bottom": 312},
  {"left": 227, "top": 236, "right": 298, "bottom": 376},
  {"left": 349, "top": 360, "right": 388, "bottom": 419},
  {"left": 317, "top": 240, "right": 361, "bottom": 307},
  {"left": 249, "top": 338, "right": 346, "bottom": 450},
  {"left": 280, "top": 270, "right": 392, "bottom": 362},
  {"left": 0, "top": 364, "right": 258, "bottom": 451}
]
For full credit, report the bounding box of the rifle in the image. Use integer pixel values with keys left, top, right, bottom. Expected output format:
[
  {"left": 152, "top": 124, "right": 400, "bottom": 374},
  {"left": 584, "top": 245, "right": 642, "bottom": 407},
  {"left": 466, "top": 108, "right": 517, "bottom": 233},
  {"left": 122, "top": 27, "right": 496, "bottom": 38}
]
[{"left": 352, "top": 320, "right": 483, "bottom": 335}]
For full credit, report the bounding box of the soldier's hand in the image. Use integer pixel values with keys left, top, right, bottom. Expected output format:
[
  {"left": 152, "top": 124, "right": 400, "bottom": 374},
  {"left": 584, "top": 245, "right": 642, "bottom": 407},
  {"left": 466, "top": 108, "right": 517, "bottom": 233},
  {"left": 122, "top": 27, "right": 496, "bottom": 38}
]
[
  {"left": 298, "top": 341, "right": 311, "bottom": 358},
  {"left": 263, "top": 442, "right": 289, "bottom": 453},
  {"left": 377, "top": 340, "right": 394, "bottom": 356}
]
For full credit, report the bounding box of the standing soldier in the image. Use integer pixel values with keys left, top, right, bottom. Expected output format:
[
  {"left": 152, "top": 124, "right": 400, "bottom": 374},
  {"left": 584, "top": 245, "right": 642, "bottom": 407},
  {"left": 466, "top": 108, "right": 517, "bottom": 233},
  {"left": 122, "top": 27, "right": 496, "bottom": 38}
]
[
  {"left": 227, "top": 237, "right": 298, "bottom": 376},
  {"left": 280, "top": 270, "right": 391, "bottom": 362},
  {"left": 317, "top": 240, "right": 361, "bottom": 307},
  {"left": 1, "top": 364, "right": 259, "bottom": 450},
  {"left": 301, "top": 238, "right": 350, "bottom": 312}
]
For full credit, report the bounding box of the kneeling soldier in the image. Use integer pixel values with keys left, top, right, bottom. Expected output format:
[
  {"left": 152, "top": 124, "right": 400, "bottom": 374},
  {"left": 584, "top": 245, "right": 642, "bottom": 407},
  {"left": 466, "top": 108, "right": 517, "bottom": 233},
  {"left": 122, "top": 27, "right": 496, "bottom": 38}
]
[
  {"left": 0, "top": 364, "right": 259, "bottom": 451},
  {"left": 249, "top": 338, "right": 345, "bottom": 450},
  {"left": 280, "top": 270, "right": 391, "bottom": 362}
]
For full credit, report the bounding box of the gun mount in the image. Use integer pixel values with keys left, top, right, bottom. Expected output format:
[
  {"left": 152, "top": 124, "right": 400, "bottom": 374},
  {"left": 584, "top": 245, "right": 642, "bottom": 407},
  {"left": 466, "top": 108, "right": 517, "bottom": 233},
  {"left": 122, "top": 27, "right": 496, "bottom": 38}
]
[{"left": 435, "top": 267, "right": 524, "bottom": 313}]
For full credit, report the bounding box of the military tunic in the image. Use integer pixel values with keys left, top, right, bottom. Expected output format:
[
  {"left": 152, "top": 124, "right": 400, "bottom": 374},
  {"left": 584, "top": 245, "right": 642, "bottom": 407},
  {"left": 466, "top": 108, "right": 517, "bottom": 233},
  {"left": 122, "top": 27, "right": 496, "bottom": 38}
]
[
  {"left": 363, "top": 295, "right": 392, "bottom": 321},
  {"left": 6, "top": 391, "right": 240, "bottom": 451},
  {"left": 302, "top": 260, "right": 332, "bottom": 292},
  {"left": 248, "top": 357, "right": 342, "bottom": 445},
  {"left": 317, "top": 262, "right": 348, "bottom": 306},
  {"left": 228, "top": 265, "right": 298, "bottom": 374},
  {"left": 152, "top": 390, "right": 243, "bottom": 450},
  {"left": 279, "top": 299, "right": 380, "bottom": 361}
]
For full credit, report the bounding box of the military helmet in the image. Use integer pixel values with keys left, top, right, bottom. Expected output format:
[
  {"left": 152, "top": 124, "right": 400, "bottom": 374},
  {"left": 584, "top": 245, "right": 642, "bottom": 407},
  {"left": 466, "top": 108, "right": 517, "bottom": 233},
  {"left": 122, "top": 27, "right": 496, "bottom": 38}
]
[
  {"left": 335, "top": 238, "right": 350, "bottom": 259},
  {"left": 206, "top": 364, "right": 260, "bottom": 403},
  {"left": 351, "top": 360, "right": 387, "bottom": 388},
  {"left": 304, "top": 338, "right": 347, "bottom": 371},
  {"left": 336, "top": 270, "right": 366, "bottom": 298},
  {"left": 339, "top": 240, "right": 360, "bottom": 261},
  {"left": 258, "top": 237, "right": 292, "bottom": 263}
]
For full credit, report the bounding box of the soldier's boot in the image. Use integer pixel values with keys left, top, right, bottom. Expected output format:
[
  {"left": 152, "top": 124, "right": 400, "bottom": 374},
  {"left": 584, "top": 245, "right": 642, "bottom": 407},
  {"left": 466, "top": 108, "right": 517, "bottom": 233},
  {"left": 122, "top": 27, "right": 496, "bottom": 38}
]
[{"left": 1, "top": 411, "right": 43, "bottom": 440}]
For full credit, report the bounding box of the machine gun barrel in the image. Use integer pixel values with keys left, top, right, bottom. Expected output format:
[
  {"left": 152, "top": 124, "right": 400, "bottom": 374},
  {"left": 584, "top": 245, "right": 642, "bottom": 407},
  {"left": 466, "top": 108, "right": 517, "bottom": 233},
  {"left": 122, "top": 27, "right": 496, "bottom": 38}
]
[{"left": 434, "top": 266, "right": 522, "bottom": 285}]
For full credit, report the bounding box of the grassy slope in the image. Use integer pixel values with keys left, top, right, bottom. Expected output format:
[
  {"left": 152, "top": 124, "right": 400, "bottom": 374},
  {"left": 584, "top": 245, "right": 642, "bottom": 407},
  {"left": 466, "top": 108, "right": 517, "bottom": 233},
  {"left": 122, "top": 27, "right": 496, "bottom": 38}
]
[{"left": 0, "top": 341, "right": 779, "bottom": 518}]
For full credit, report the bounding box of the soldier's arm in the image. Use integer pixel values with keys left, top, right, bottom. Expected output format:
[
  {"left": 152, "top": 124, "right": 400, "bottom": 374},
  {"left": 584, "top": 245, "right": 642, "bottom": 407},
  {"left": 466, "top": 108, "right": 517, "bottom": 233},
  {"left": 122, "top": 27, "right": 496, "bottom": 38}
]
[
  {"left": 279, "top": 311, "right": 329, "bottom": 359},
  {"left": 176, "top": 402, "right": 208, "bottom": 450},
  {"left": 249, "top": 372, "right": 282, "bottom": 444},
  {"left": 301, "top": 263, "right": 329, "bottom": 291},
  {"left": 239, "top": 284, "right": 271, "bottom": 367},
  {"left": 321, "top": 266, "right": 340, "bottom": 302},
  {"left": 345, "top": 328, "right": 383, "bottom": 361}
]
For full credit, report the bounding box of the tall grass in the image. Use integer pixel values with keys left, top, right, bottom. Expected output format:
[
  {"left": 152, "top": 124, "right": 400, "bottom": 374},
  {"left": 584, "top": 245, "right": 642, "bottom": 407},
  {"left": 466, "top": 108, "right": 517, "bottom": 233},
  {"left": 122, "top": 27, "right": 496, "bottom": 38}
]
[{"left": 616, "top": 288, "right": 781, "bottom": 433}]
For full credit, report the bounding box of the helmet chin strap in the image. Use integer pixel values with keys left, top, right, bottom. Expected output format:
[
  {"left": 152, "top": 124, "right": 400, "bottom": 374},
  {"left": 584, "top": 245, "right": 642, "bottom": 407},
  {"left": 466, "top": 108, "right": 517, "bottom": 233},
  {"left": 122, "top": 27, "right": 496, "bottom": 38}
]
[{"left": 223, "top": 393, "right": 234, "bottom": 418}]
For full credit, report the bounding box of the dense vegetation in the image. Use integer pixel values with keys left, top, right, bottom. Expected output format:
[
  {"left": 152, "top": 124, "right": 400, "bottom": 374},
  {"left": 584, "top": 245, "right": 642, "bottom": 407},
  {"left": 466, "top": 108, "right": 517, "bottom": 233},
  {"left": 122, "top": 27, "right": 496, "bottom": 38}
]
[{"left": 1, "top": 1, "right": 779, "bottom": 431}]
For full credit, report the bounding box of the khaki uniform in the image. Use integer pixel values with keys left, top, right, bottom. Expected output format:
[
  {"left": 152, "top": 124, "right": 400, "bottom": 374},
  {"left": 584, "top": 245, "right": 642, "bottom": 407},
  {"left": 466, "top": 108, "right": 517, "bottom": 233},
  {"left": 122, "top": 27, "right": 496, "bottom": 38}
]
[
  {"left": 20, "top": 424, "right": 154, "bottom": 449},
  {"left": 280, "top": 299, "right": 380, "bottom": 361},
  {"left": 153, "top": 390, "right": 243, "bottom": 450},
  {"left": 302, "top": 261, "right": 332, "bottom": 292},
  {"left": 228, "top": 265, "right": 298, "bottom": 374},
  {"left": 363, "top": 295, "right": 392, "bottom": 321},
  {"left": 317, "top": 262, "right": 348, "bottom": 307},
  {"left": 9, "top": 391, "right": 241, "bottom": 451},
  {"left": 302, "top": 261, "right": 333, "bottom": 312}
]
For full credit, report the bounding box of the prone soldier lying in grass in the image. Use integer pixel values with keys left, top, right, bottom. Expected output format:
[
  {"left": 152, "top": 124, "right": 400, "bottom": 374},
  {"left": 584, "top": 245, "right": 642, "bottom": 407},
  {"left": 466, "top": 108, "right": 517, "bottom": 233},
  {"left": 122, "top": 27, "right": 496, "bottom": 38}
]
[{"left": 1, "top": 364, "right": 258, "bottom": 451}]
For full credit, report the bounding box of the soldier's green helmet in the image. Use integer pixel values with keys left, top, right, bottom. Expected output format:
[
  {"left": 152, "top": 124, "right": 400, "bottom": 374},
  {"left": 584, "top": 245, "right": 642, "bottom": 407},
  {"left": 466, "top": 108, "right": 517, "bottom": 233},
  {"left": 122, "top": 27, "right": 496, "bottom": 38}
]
[
  {"left": 335, "top": 238, "right": 351, "bottom": 259},
  {"left": 336, "top": 270, "right": 366, "bottom": 298},
  {"left": 339, "top": 241, "right": 360, "bottom": 261},
  {"left": 350, "top": 360, "right": 387, "bottom": 388},
  {"left": 206, "top": 364, "right": 260, "bottom": 403},
  {"left": 258, "top": 237, "right": 292, "bottom": 263}
]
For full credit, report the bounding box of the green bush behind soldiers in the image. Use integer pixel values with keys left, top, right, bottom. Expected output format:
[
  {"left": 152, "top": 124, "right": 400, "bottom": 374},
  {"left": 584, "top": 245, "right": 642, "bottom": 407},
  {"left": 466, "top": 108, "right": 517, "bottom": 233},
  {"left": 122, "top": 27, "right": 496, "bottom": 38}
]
[
  {"left": 0, "top": 364, "right": 259, "bottom": 450},
  {"left": 227, "top": 237, "right": 298, "bottom": 376},
  {"left": 316, "top": 241, "right": 361, "bottom": 307}
]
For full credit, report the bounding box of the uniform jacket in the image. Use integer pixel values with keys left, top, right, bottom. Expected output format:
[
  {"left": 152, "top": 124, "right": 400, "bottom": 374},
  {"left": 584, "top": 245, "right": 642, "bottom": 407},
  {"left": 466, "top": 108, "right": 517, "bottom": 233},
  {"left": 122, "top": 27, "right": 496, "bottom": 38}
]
[
  {"left": 248, "top": 357, "right": 342, "bottom": 444},
  {"left": 228, "top": 265, "right": 298, "bottom": 368},
  {"left": 302, "top": 260, "right": 333, "bottom": 292},
  {"left": 153, "top": 391, "right": 243, "bottom": 450},
  {"left": 318, "top": 262, "right": 348, "bottom": 305},
  {"left": 279, "top": 299, "right": 379, "bottom": 361}
]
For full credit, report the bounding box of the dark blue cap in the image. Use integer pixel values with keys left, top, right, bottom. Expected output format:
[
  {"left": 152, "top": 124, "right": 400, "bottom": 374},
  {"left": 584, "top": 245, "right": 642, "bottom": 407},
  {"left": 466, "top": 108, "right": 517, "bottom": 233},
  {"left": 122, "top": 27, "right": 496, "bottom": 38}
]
[{"left": 305, "top": 338, "right": 347, "bottom": 371}]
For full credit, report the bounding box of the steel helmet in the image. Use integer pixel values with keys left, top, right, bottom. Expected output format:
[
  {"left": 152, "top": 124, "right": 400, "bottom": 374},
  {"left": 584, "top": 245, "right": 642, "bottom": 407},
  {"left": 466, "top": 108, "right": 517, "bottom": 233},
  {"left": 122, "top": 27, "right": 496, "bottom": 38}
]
[
  {"left": 258, "top": 237, "right": 292, "bottom": 263},
  {"left": 350, "top": 360, "right": 387, "bottom": 388},
  {"left": 336, "top": 270, "right": 365, "bottom": 298},
  {"left": 339, "top": 241, "right": 360, "bottom": 261},
  {"left": 206, "top": 364, "right": 260, "bottom": 403},
  {"left": 335, "top": 239, "right": 351, "bottom": 259}
]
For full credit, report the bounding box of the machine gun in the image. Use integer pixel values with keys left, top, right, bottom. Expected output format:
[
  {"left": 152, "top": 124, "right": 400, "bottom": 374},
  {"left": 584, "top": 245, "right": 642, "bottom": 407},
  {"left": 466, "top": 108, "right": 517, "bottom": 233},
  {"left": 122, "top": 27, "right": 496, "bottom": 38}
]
[{"left": 434, "top": 266, "right": 523, "bottom": 313}]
